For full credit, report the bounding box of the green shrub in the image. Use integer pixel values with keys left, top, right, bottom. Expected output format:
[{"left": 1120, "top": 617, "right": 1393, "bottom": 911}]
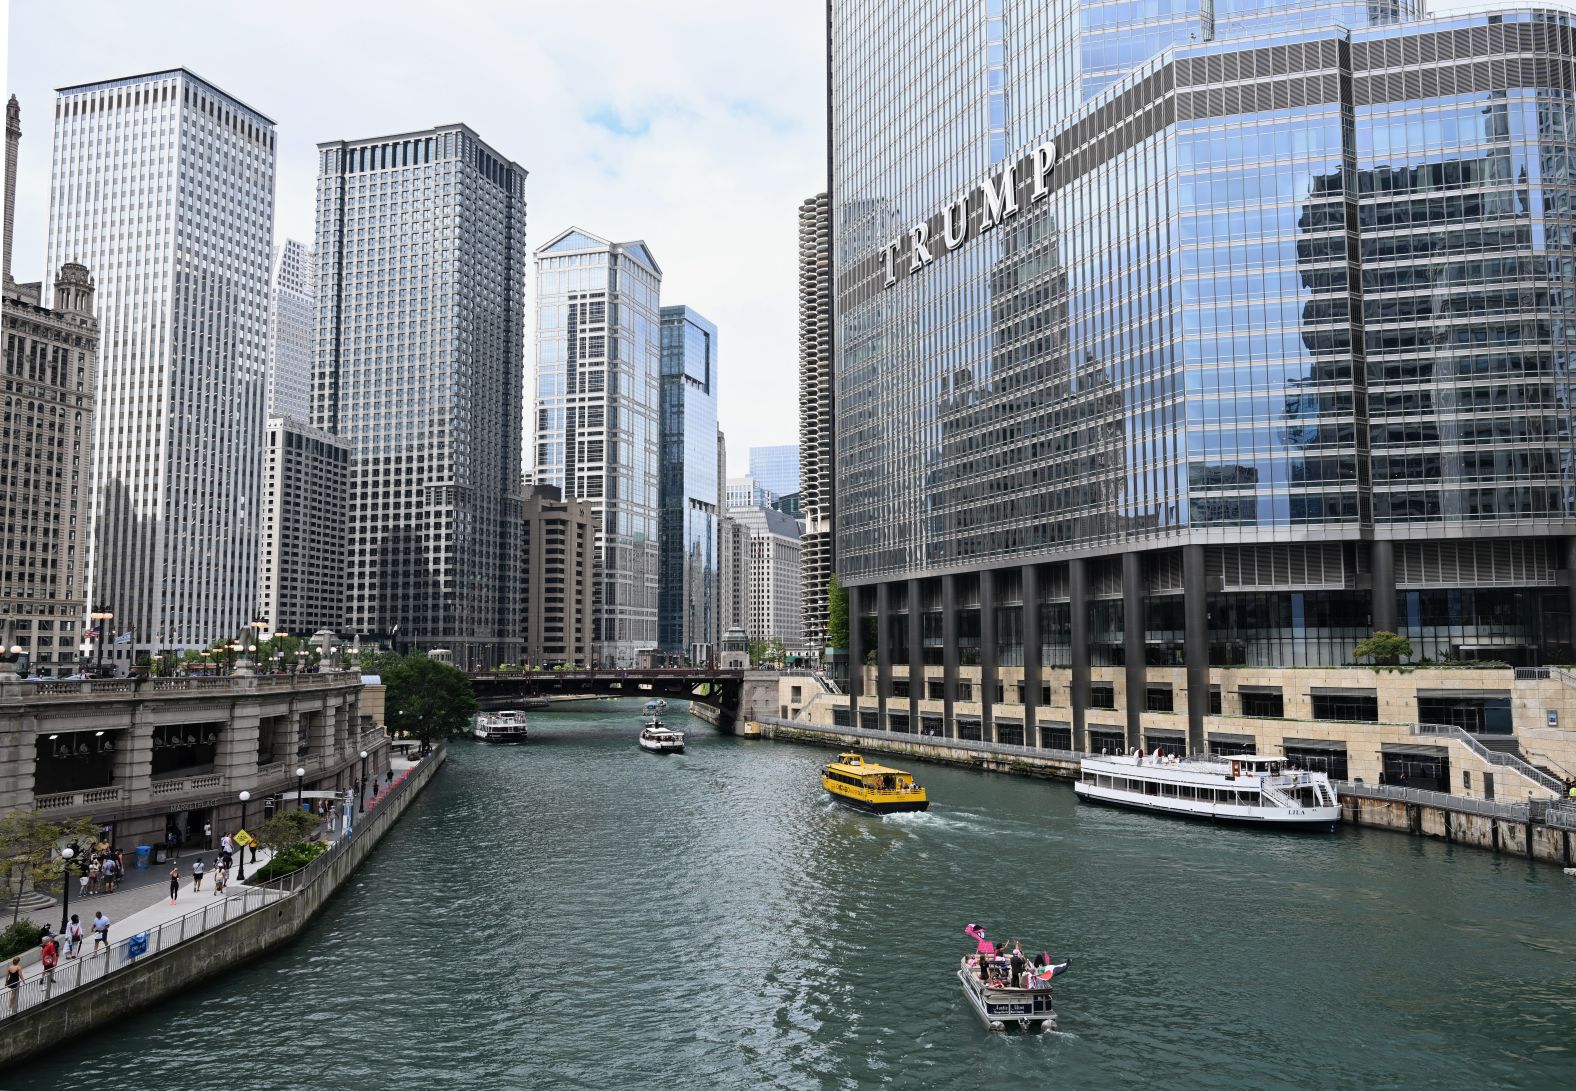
[
  {"left": 0, "top": 919, "right": 42, "bottom": 961},
  {"left": 249, "top": 840, "right": 327, "bottom": 883}
]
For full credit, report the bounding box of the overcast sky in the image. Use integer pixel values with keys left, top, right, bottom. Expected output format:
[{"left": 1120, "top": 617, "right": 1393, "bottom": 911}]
[{"left": 4, "top": 0, "right": 824, "bottom": 473}]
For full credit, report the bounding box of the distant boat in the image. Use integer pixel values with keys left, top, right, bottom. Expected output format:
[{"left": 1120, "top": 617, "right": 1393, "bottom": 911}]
[
  {"left": 643, "top": 699, "right": 668, "bottom": 713},
  {"left": 473, "top": 710, "right": 528, "bottom": 743}
]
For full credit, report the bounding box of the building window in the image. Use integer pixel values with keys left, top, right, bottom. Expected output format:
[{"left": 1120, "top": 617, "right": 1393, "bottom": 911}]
[
  {"left": 1145, "top": 684, "right": 1174, "bottom": 712},
  {"left": 1089, "top": 683, "right": 1116, "bottom": 710},
  {"left": 957, "top": 717, "right": 982, "bottom": 741},
  {"left": 1089, "top": 727, "right": 1126, "bottom": 753},
  {"left": 920, "top": 714, "right": 943, "bottom": 737},
  {"left": 957, "top": 681, "right": 973, "bottom": 702},
  {"left": 996, "top": 721, "right": 1024, "bottom": 746},
  {"left": 927, "top": 679, "right": 945, "bottom": 701},
  {"left": 1041, "top": 724, "right": 1072, "bottom": 750},
  {"left": 891, "top": 678, "right": 909, "bottom": 698},
  {"left": 1240, "top": 688, "right": 1284, "bottom": 718},
  {"left": 1416, "top": 694, "right": 1512, "bottom": 735},
  {"left": 1312, "top": 691, "right": 1378, "bottom": 723}
]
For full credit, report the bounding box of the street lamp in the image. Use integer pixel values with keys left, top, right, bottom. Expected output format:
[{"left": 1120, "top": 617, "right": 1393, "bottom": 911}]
[
  {"left": 58, "top": 847, "right": 75, "bottom": 932},
  {"left": 89, "top": 609, "right": 113, "bottom": 674},
  {"left": 358, "top": 750, "right": 369, "bottom": 812},
  {"left": 236, "top": 791, "right": 250, "bottom": 881},
  {"left": 295, "top": 649, "right": 308, "bottom": 673},
  {"left": 295, "top": 766, "right": 306, "bottom": 811},
  {"left": 150, "top": 653, "right": 162, "bottom": 678},
  {"left": 328, "top": 645, "right": 340, "bottom": 672}
]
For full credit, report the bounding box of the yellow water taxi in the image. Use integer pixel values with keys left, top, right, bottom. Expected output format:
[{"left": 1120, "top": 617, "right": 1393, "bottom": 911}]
[{"left": 821, "top": 752, "right": 929, "bottom": 813}]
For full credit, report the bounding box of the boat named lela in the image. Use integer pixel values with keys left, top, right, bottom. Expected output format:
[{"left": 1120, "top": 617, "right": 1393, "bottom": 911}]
[{"left": 1074, "top": 752, "right": 1339, "bottom": 827}]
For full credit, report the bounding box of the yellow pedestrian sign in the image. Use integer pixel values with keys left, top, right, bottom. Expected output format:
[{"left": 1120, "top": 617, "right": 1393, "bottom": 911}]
[{"left": 234, "top": 829, "right": 256, "bottom": 848}]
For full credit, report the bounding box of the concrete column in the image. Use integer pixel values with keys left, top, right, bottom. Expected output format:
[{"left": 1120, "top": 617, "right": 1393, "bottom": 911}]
[
  {"left": 847, "top": 584, "right": 864, "bottom": 705},
  {"left": 115, "top": 711, "right": 155, "bottom": 805},
  {"left": 216, "top": 702, "right": 261, "bottom": 787},
  {"left": 1123, "top": 551, "right": 1146, "bottom": 750},
  {"left": 1371, "top": 539, "right": 1397, "bottom": 634},
  {"left": 980, "top": 570, "right": 997, "bottom": 743},
  {"left": 875, "top": 582, "right": 891, "bottom": 730},
  {"left": 1069, "top": 558, "right": 1089, "bottom": 752},
  {"left": 942, "top": 573, "right": 959, "bottom": 738},
  {"left": 908, "top": 578, "right": 923, "bottom": 732},
  {"left": 1184, "top": 544, "right": 1209, "bottom": 755},
  {"left": 1022, "top": 564, "right": 1042, "bottom": 747},
  {"left": 1563, "top": 538, "right": 1576, "bottom": 651}
]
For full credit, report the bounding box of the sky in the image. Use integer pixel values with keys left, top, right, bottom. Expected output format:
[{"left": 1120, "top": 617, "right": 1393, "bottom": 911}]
[{"left": 3, "top": 0, "right": 825, "bottom": 474}]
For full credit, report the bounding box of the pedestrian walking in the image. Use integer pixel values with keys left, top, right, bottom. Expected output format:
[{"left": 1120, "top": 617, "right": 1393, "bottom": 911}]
[
  {"left": 168, "top": 865, "right": 180, "bottom": 905},
  {"left": 220, "top": 832, "right": 234, "bottom": 857},
  {"left": 191, "top": 857, "right": 205, "bottom": 892},
  {"left": 86, "top": 858, "right": 100, "bottom": 895},
  {"left": 64, "top": 915, "right": 83, "bottom": 959},
  {"left": 39, "top": 934, "right": 58, "bottom": 984},
  {"left": 90, "top": 912, "right": 110, "bottom": 953},
  {"left": 5, "top": 957, "right": 21, "bottom": 1013},
  {"left": 212, "top": 866, "right": 227, "bottom": 895},
  {"left": 77, "top": 868, "right": 89, "bottom": 898}
]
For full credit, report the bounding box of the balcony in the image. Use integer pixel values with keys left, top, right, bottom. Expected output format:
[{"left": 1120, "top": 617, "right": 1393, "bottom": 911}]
[
  {"left": 150, "top": 774, "right": 224, "bottom": 798},
  {"left": 35, "top": 786, "right": 123, "bottom": 812}
]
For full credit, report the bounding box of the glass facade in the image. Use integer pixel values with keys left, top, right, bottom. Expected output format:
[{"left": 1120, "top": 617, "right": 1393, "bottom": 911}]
[
  {"left": 658, "top": 305, "right": 720, "bottom": 659},
  {"left": 747, "top": 444, "right": 801, "bottom": 499},
  {"left": 834, "top": 4, "right": 1576, "bottom": 685},
  {"left": 534, "top": 229, "right": 663, "bottom": 666}
]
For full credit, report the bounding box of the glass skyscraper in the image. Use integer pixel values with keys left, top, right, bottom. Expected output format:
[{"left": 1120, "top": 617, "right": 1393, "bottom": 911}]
[
  {"left": 747, "top": 444, "right": 801, "bottom": 499},
  {"left": 315, "top": 124, "right": 527, "bottom": 668},
  {"left": 658, "top": 305, "right": 720, "bottom": 660},
  {"left": 534, "top": 228, "right": 663, "bottom": 666},
  {"left": 831, "top": 2, "right": 1576, "bottom": 752},
  {"left": 45, "top": 69, "right": 275, "bottom": 655}
]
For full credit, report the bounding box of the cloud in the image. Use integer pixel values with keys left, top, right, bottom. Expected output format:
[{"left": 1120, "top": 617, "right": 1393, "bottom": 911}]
[{"left": 5, "top": 0, "right": 824, "bottom": 471}]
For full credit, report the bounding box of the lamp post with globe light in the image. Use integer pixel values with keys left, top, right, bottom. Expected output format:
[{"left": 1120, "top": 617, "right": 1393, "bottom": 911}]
[
  {"left": 236, "top": 791, "right": 250, "bottom": 880},
  {"left": 58, "top": 847, "right": 76, "bottom": 932},
  {"left": 295, "top": 766, "right": 306, "bottom": 811},
  {"left": 359, "top": 750, "right": 369, "bottom": 812}
]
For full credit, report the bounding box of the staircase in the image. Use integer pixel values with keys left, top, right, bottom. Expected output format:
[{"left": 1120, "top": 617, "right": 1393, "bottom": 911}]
[{"left": 1412, "top": 724, "right": 1564, "bottom": 796}]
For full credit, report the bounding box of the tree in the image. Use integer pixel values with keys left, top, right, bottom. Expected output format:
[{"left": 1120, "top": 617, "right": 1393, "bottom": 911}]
[
  {"left": 827, "top": 574, "right": 849, "bottom": 650},
  {"left": 382, "top": 654, "right": 477, "bottom": 750},
  {"left": 0, "top": 811, "right": 99, "bottom": 923},
  {"left": 1353, "top": 630, "right": 1413, "bottom": 666},
  {"left": 256, "top": 810, "right": 319, "bottom": 857}
]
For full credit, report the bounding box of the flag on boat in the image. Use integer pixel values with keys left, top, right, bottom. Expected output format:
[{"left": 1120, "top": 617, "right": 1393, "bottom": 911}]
[{"left": 1035, "top": 960, "right": 1070, "bottom": 981}]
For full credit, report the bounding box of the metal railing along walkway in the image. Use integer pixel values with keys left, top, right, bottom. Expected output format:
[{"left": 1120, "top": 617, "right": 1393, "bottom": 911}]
[
  {"left": 1333, "top": 780, "right": 1534, "bottom": 822},
  {"left": 1410, "top": 723, "right": 1565, "bottom": 795}
]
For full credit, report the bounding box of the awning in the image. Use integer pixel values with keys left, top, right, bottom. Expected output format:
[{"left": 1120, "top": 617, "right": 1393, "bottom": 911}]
[
  {"left": 1144, "top": 727, "right": 1185, "bottom": 738},
  {"left": 1381, "top": 742, "right": 1449, "bottom": 757},
  {"left": 1310, "top": 687, "right": 1378, "bottom": 697},
  {"left": 1414, "top": 689, "right": 1510, "bottom": 700},
  {"left": 1209, "top": 732, "right": 1256, "bottom": 745},
  {"left": 1283, "top": 738, "right": 1348, "bottom": 752}
]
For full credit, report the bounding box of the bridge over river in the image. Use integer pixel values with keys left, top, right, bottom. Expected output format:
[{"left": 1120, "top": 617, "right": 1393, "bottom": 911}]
[{"left": 470, "top": 668, "right": 778, "bottom": 731}]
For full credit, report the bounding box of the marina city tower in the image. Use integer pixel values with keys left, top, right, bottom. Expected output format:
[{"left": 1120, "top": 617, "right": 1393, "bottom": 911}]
[{"left": 830, "top": 1, "right": 1576, "bottom": 762}]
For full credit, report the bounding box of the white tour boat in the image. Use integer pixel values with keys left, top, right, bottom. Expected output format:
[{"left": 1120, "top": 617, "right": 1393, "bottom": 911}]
[
  {"left": 1074, "top": 752, "right": 1340, "bottom": 828},
  {"left": 473, "top": 709, "right": 529, "bottom": 743},
  {"left": 638, "top": 720, "right": 685, "bottom": 753}
]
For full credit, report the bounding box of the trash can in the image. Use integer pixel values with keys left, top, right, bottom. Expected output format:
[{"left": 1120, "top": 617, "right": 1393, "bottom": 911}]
[
  {"left": 153, "top": 845, "right": 168, "bottom": 864},
  {"left": 134, "top": 845, "right": 151, "bottom": 869}
]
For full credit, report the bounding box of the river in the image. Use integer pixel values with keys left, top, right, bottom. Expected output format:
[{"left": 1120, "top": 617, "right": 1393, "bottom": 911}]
[{"left": 14, "top": 700, "right": 1576, "bottom": 1089}]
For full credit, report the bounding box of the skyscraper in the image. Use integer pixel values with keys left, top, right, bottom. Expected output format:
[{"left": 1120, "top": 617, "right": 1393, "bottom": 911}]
[
  {"left": 45, "top": 69, "right": 275, "bottom": 655},
  {"left": 521, "top": 484, "right": 595, "bottom": 667},
  {"left": 729, "top": 504, "right": 805, "bottom": 656},
  {"left": 798, "top": 192, "right": 835, "bottom": 654},
  {"left": 315, "top": 125, "right": 527, "bottom": 668},
  {"left": 831, "top": 1, "right": 1576, "bottom": 755},
  {"left": 2, "top": 96, "right": 99, "bottom": 676},
  {"left": 534, "top": 228, "right": 663, "bottom": 666},
  {"left": 747, "top": 444, "right": 800, "bottom": 499},
  {"left": 266, "top": 239, "right": 314, "bottom": 420},
  {"left": 657, "top": 305, "right": 720, "bottom": 661},
  {"left": 257, "top": 415, "right": 349, "bottom": 637}
]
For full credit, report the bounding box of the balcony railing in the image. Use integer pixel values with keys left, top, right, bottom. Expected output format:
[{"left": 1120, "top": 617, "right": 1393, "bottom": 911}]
[
  {"left": 35, "top": 786, "right": 123, "bottom": 812},
  {"left": 150, "top": 773, "right": 223, "bottom": 798}
]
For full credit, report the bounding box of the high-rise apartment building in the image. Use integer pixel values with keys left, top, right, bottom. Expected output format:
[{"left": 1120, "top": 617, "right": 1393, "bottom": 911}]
[
  {"left": 315, "top": 125, "right": 527, "bottom": 668},
  {"left": 258, "top": 416, "right": 349, "bottom": 637},
  {"left": 533, "top": 228, "right": 663, "bottom": 666},
  {"left": 798, "top": 192, "right": 835, "bottom": 653},
  {"left": 657, "top": 305, "right": 720, "bottom": 661},
  {"left": 730, "top": 504, "right": 805, "bottom": 655},
  {"left": 747, "top": 444, "right": 800, "bottom": 500},
  {"left": 45, "top": 69, "right": 275, "bottom": 656},
  {"left": 832, "top": 2, "right": 1576, "bottom": 756},
  {"left": 2, "top": 97, "right": 99, "bottom": 676},
  {"left": 521, "top": 484, "right": 595, "bottom": 667},
  {"left": 267, "top": 239, "right": 314, "bottom": 420}
]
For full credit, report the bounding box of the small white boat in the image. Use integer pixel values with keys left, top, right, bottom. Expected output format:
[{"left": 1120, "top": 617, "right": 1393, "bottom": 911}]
[
  {"left": 638, "top": 720, "right": 685, "bottom": 753},
  {"left": 1074, "top": 752, "right": 1339, "bottom": 828},
  {"left": 643, "top": 699, "right": 668, "bottom": 714},
  {"left": 473, "top": 709, "right": 528, "bottom": 742},
  {"left": 958, "top": 954, "right": 1063, "bottom": 1033}
]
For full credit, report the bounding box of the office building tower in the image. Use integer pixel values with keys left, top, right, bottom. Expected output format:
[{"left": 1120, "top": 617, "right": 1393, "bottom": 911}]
[
  {"left": 832, "top": 2, "right": 1576, "bottom": 758},
  {"left": 257, "top": 416, "right": 349, "bottom": 637},
  {"left": 533, "top": 227, "right": 663, "bottom": 666},
  {"left": 315, "top": 125, "right": 527, "bottom": 668},
  {"left": 730, "top": 504, "right": 805, "bottom": 655},
  {"left": 718, "top": 512, "right": 749, "bottom": 635},
  {"left": 521, "top": 484, "right": 595, "bottom": 667},
  {"left": 747, "top": 444, "right": 800, "bottom": 499},
  {"left": 267, "top": 239, "right": 314, "bottom": 420},
  {"left": 658, "top": 305, "right": 720, "bottom": 661},
  {"left": 799, "top": 192, "right": 835, "bottom": 653},
  {"left": 45, "top": 69, "right": 275, "bottom": 656},
  {"left": 2, "top": 97, "right": 99, "bottom": 675},
  {"left": 726, "top": 476, "right": 779, "bottom": 510}
]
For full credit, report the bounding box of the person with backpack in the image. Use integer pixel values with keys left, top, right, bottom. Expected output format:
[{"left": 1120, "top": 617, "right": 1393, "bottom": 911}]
[
  {"left": 191, "top": 857, "right": 205, "bottom": 892},
  {"left": 64, "top": 915, "right": 84, "bottom": 959}
]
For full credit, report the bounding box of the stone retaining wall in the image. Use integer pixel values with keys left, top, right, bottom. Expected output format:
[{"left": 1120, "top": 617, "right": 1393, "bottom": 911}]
[{"left": 0, "top": 748, "right": 446, "bottom": 1065}]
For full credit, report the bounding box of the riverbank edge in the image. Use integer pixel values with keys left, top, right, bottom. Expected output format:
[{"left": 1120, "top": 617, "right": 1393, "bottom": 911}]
[
  {"left": 758, "top": 722, "right": 1576, "bottom": 869},
  {"left": 0, "top": 746, "right": 448, "bottom": 1065}
]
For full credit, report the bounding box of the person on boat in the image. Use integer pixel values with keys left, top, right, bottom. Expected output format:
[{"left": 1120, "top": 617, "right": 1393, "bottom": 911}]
[{"left": 1009, "top": 945, "right": 1026, "bottom": 988}]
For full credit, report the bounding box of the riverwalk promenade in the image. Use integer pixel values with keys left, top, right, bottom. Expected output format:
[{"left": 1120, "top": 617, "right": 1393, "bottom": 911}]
[{"left": 0, "top": 750, "right": 434, "bottom": 1035}]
